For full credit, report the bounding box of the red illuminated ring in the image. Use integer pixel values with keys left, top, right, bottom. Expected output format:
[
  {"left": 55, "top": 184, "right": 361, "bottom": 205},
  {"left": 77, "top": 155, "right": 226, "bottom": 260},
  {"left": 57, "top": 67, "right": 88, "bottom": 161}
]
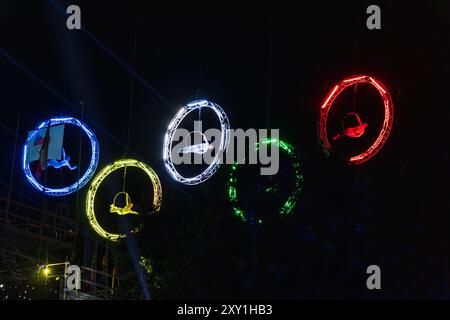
[{"left": 318, "top": 75, "right": 394, "bottom": 165}]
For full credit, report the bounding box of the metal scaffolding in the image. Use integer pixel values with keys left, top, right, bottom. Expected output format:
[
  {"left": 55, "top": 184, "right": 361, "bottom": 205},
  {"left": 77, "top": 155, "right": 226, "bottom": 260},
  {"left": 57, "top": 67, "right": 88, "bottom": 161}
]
[
  {"left": 0, "top": 197, "right": 121, "bottom": 299},
  {"left": 0, "top": 197, "right": 75, "bottom": 282}
]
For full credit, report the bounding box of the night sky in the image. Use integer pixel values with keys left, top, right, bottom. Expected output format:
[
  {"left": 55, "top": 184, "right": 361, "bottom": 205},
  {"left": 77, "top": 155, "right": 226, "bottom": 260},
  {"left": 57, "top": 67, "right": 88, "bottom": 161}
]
[{"left": 1, "top": 1, "right": 450, "bottom": 299}]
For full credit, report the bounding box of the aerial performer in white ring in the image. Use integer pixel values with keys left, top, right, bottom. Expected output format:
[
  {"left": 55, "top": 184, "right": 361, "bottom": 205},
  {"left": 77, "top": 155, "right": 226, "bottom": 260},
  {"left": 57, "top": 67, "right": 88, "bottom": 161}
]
[{"left": 179, "top": 131, "right": 214, "bottom": 155}]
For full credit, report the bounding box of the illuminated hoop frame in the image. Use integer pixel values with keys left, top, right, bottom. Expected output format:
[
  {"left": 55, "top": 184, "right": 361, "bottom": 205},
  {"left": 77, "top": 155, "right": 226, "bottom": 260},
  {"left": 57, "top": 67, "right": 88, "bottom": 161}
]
[
  {"left": 86, "top": 159, "right": 162, "bottom": 242},
  {"left": 23, "top": 117, "right": 99, "bottom": 196},
  {"left": 163, "top": 100, "right": 230, "bottom": 185},
  {"left": 318, "top": 75, "right": 394, "bottom": 165},
  {"left": 227, "top": 138, "right": 303, "bottom": 225}
]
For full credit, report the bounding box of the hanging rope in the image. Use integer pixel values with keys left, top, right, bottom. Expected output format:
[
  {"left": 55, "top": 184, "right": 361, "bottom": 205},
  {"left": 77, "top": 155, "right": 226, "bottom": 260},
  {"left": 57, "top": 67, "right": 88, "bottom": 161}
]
[
  {"left": 197, "top": 78, "right": 202, "bottom": 122},
  {"left": 196, "top": 64, "right": 203, "bottom": 122},
  {"left": 59, "top": 82, "right": 67, "bottom": 203},
  {"left": 195, "top": 67, "right": 202, "bottom": 102},
  {"left": 38, "top": 118, "right": 51, "bottom": 263},
  {"left": 122, "top": 17, "right": 139, "bottom": 192},
  {"left": 266, "top": 6, "right": 275, "bottom": 130},
  {"left": 122, "top": 167, "right": 128, "bottom": 193},
  {"left": 352, "top": 83, "right": 359, "bottom": 112},
  {"left": 73, "top": 100, "right": 85, "bottom": 256},
  {"left": 125, "top": 17, "right": 139, "bottom": 156}
]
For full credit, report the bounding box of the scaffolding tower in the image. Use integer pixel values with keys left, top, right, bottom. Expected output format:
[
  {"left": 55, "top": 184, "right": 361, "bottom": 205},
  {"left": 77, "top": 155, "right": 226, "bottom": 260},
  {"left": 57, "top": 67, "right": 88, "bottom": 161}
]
[{"left": 0, "top": 197, "right": 120, "bottom": 300}]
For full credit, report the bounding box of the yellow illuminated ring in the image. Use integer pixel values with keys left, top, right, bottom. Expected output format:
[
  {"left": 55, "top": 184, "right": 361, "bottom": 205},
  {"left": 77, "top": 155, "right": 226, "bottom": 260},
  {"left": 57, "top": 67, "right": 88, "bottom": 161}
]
[{"left": 86, "top": 159, "right": 162, "bottom": 242}]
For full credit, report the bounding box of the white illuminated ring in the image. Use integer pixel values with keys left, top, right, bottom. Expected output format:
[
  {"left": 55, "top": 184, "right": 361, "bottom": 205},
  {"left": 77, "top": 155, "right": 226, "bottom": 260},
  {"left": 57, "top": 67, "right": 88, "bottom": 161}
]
[
  {"left": 163, "top": 100, "right": 230, "bottom": 185},
  {"left": 23, "top": 117, "right": 99, "bottom": 196}
]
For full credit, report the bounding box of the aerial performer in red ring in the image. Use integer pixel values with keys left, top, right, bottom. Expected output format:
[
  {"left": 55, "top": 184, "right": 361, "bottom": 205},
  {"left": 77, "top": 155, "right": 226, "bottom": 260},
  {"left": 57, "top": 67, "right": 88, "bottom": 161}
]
[{"left": 318, "top": 75, "right": 394, "bottom": 165}]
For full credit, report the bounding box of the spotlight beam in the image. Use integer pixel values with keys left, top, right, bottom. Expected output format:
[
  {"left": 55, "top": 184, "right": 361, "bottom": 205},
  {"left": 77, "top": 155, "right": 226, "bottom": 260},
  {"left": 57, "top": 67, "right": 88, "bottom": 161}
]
[
  {"left": 47, "top": 0, "right": 174, "bottom": 110},
  {"left": 0, "top": 48, "right": 138, "bottom": 158}
]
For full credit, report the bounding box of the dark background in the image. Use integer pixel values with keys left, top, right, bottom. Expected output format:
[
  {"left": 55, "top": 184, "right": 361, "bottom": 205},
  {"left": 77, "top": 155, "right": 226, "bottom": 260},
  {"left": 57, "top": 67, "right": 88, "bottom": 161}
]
[{"left": 0, "top": 0, "right": 449, "bottom": 299}]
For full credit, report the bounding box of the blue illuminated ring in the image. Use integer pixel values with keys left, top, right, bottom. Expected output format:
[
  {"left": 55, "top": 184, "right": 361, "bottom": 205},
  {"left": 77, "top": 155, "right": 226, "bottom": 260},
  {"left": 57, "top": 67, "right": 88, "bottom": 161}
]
[{"left": 23, "top": 117, "right": 99, "bottom": 196}]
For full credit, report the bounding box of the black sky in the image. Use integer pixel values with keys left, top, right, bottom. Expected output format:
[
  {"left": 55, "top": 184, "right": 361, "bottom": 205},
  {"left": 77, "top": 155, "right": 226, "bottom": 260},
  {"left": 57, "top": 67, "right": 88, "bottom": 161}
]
[{"left": 1, "top": 1, "right": 450, "bottom": 298}]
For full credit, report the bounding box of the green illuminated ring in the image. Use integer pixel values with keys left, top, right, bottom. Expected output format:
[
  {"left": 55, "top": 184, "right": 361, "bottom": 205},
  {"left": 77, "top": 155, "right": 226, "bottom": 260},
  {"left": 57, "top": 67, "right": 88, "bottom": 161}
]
[
  {"left": 227, "top": 138, "right": 303, "bottom": 225},
  {"left": 86, "top": 159, "right": 162, "bottom": 242}
]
